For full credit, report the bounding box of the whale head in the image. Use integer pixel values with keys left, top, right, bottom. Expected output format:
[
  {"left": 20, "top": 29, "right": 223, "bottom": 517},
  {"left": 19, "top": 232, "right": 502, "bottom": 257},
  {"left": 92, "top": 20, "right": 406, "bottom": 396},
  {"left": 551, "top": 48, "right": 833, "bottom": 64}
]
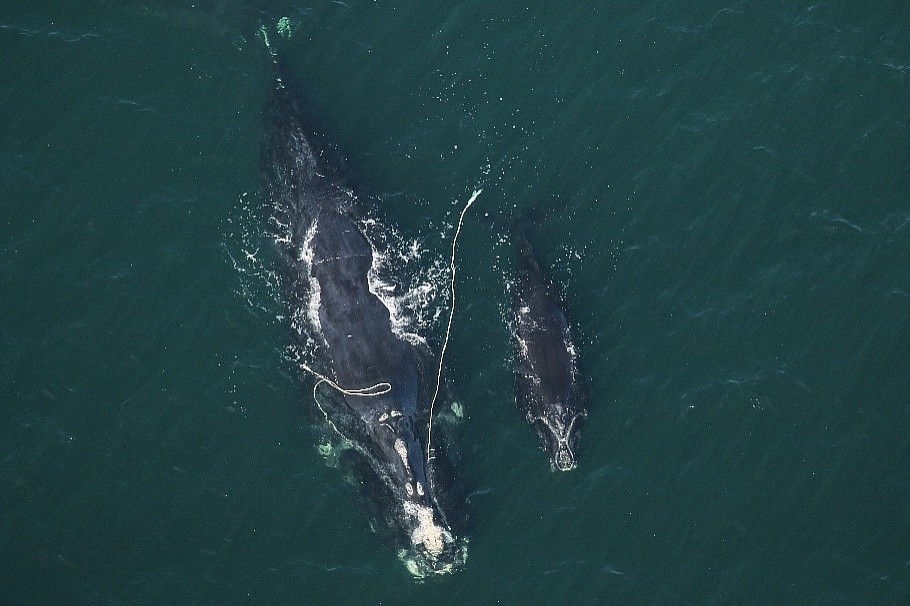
[
  {"left": 359, "top": 402, "right": 467, "bottom": 577},
  {"left": 533, "top": 407, "right": 587, "bottom": 472},
  {"left": 398, "top": 497, "right": 467, "bottom": 577}
]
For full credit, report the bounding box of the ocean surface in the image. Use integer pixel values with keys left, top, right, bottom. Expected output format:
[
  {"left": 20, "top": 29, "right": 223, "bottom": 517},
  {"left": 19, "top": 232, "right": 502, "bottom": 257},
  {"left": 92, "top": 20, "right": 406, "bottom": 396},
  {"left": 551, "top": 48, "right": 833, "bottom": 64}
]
[{"left": 2, "top": 1, "right": 909, "bottom": 604}]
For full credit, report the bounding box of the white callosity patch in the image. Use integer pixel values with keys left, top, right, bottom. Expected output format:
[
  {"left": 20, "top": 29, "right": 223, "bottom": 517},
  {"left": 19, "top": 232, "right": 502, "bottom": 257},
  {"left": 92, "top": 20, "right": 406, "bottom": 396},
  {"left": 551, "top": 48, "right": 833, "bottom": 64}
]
[
  {"left": 394, "top": 437, "right": 425, "bottom": 498},
  {"left": 537, "top": 413, "right": 566, "bottom": 440},
  {"left": 378, "top": 409, "right": 402, "bottom": 429},
  {"left": 394, "top": 438, "right": 410, "bottom": 468},
  {"left": 403, "top": 501, "right": 453, "bottom": 561},
  {"left": 534, "top": 409, "right": 584, "bottom": 470}
]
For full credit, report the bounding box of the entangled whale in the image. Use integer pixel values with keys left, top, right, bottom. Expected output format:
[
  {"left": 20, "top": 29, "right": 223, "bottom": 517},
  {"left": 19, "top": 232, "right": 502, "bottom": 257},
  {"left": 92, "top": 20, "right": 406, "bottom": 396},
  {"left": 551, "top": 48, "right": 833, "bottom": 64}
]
[{"left": 260, "top": 56, "right": 466, "bottom": 576}]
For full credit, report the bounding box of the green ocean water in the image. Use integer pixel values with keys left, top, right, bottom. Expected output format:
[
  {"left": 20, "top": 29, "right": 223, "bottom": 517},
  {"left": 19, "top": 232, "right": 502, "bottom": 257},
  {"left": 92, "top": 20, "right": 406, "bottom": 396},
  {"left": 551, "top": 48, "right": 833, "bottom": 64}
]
[{"left": 2, "top": 1, "right": 909, "bottom": 604}]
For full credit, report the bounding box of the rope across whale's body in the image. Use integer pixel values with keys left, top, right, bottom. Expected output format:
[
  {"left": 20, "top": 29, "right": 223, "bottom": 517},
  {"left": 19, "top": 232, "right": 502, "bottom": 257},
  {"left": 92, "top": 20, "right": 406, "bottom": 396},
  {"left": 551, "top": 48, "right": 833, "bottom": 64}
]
[
  {"left": 302, "top": 361, "right": 391, "bottom": 398},
  {"left": 298, "top": 190, "right": 481, "bottom": 459}
]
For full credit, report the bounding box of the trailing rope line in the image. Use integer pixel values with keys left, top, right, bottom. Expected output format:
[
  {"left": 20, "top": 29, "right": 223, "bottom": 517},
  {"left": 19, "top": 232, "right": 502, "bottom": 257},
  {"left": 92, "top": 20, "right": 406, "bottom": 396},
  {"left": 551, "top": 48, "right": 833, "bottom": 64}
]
[
  {"left": 426, "top": 189, "right": 482, "bottom": 462},
  {"left": 311, "top": 380, "right": 348, "bottom": 442},
  {"left": 310, "top": 379, "right": 375, "bottom": 461}
]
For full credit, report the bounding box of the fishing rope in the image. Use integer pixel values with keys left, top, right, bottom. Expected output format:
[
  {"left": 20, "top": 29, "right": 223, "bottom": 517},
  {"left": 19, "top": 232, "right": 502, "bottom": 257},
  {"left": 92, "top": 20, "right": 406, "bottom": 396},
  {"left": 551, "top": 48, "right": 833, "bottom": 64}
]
[
  {"left": 300, "top": 360, "right": 391, "bottom": 397},
  {"left": 311, "top": 380, "right": 348, "bottom": 441},
  {"left": 310, "top": 379, "right": 375, "bottom": 461},
  {"left": 299, "top": 359, "right": 390, "bottom": 443},
  {"left": 425, "top": 189, "right": 482, "bottom": 462}
]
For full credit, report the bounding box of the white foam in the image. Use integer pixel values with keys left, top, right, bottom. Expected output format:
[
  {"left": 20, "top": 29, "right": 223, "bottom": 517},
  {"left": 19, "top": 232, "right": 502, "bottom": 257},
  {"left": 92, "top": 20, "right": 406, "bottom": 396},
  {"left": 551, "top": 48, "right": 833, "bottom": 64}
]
[
  {"left": 299, "top": 216, "right": 324, "bottom": 336},
  {"left": 362, "top": 221, "right": 439, "bottom": 347},
  {"left": 516, "top": 334, "right": 530, "bottom": 360},
  {"left": 276, "top": 16, "right": 299, "bottom": 39},
  {"left": 366, "top": 251, "right": 426, "bottom": 346}
]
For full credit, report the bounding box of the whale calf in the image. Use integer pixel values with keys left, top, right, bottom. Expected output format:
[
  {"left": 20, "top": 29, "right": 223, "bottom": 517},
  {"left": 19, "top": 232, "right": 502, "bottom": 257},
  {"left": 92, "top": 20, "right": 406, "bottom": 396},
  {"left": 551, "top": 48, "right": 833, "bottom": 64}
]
[
  {"left": 261, "top": 58, "right": 466, "bottom": 576},
  {"left": 512, "top": 232, "right": 587, "bottom": 471}
]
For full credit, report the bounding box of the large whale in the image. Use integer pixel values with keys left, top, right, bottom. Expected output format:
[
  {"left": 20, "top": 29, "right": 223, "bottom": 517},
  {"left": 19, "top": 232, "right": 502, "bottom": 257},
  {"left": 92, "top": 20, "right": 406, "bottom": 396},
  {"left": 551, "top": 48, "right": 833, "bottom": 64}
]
[
  {"left": 512, "top": 232, "right": 587, "bottom": 471},
  {"left": 261, "top": 58, "right": 466, "bottom": 576}
]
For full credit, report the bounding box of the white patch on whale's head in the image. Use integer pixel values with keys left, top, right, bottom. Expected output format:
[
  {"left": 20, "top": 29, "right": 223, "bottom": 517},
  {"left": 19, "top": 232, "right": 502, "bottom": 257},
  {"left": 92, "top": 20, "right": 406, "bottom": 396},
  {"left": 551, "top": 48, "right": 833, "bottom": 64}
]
[
  {"left": 405, "top": 502, "right": 450, "bottom": 558},
  {"left": 398, "top": 501, "right": 466, "bottom": 578}
]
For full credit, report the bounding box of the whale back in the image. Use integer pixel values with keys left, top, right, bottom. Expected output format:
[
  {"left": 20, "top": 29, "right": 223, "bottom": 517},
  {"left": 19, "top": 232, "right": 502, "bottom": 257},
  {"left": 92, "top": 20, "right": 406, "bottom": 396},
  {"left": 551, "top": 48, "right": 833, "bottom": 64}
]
[
  {"left": 513, "top": 233, "right": 576, "bottom": 404},
  {"left": 260, "top": 58, "right": 355, "bottom": 220}
]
